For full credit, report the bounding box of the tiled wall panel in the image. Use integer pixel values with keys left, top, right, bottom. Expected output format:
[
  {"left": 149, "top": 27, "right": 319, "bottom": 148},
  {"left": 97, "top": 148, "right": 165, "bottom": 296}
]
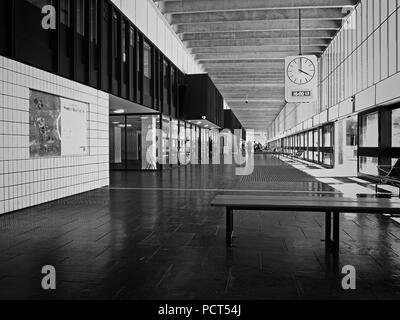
[{"left": 0, "top": 57, "right": 110, "bottom": 215}]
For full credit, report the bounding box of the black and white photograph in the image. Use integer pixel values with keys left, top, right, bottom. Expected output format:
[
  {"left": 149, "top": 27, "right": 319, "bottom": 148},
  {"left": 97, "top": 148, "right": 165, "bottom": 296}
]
[{"left": 0, "top": 0, "right": 400, "bottom": 315}]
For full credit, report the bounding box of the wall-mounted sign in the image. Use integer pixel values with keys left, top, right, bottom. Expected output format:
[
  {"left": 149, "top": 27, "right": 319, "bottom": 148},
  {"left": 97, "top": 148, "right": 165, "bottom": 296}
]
[
  {"left": 285, "top": 55, "right": 318, "bottom": 103},
  {"left": 29, "top": 90, "right": 89, "bottom": 158}
]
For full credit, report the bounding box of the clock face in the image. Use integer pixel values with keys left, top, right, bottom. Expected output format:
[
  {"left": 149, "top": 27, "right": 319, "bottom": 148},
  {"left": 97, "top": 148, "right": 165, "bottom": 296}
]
[{"left": 287, "top": 57, "right": 316, "bottom": 85}]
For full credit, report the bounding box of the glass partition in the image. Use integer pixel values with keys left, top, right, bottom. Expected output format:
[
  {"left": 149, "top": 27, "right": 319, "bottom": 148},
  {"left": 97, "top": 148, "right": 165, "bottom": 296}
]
[
  {"left": 170, "top": 118, "right": 178, "bottom": 165},
  {"left": 185, "top": 122, "right": 192, "bottom": 164},
  {"left": 313, "top": 129, "right": 319, "bottom": 162},
  {"left": 179, "top": 120, "right": 186, "bottom": 165},
  {"left": 308, "top": 131, "right": 313, "bottom": 161},
  {"left": 162, "top": 115, "right": 170, "bottom": 166},
  {"left": 110, "top": 114, "right": 160, "bottom": 170},
  {"left": 392, "top": 108, "right": 400, "bottom": 147},
  {"left": 109, "top": 116, "right": 126, "bottom": 170},
  {"left": 359, "top": 112, "right": 378, "bottom": 147},
  {"left": 200, "top": 128, "right": 209, "bottom": 164}
]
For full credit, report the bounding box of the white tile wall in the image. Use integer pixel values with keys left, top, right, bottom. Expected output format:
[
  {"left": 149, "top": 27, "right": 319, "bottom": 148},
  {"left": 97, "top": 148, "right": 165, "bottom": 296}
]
[{"left": 0, "top": 57, "right": 110, "bottom": 215}]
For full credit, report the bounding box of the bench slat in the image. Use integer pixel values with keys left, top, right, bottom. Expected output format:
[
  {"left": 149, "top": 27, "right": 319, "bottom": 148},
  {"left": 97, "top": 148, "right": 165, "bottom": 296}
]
[{"left": 211, "top": 195, "right": 400, "bottom": 213}]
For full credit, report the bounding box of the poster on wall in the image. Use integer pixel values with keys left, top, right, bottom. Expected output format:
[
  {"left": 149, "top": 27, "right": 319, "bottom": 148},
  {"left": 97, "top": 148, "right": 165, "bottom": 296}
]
[
  {"left": 29, "top": 90, "right": 89, "bottom": 158},
  {"left": 29, "top": 90, "right": 62, "bottom": 157},
  {"left": 59, "top": 98, "right": 89, "bottom": 156},
  {"left": 392, "top": 109, "right": 400, "bottom": 147}
]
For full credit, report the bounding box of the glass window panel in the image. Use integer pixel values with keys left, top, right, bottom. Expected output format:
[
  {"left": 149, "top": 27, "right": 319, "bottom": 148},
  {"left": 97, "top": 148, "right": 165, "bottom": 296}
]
[
  {"left": 143, "top": 41, "right": 152, "bottom": 79},
  {"left": 162, "top": 116, "right": 170, "bottom": 165},
  {"left": 60, "top": 0, "right": 70, "bottom": 27},
  {"left": 125, "top": 114, "right": 160, "bottom": 170},
  {"left": 323, "top": 153, "right": 333, "bottom": 166},
  {"left": 76, "top": 0, "right": 85, "bottom": 36},
  {"left": 109, "top": 116, "right": 126, "bottom": 170},
  {"left": 170, "top": 118, "right": 178, "bottom": 165},
  {"left": 359, "top": 156, "right": 379, "bottom": 175},
  {"left": 323, "top": 126, "right": 332, "bottom": 147},
  {"left": 122, "top": 21, "right": 126, "bottom": 63},
  {"left": 359, "top": 112, "right": 379, "bottom": 147},
  {"left": 392, "top": 108, "right": 400, "bottom": 147},
  {"left": 89, "top": 0, "right": 97, "bottom": 43},
  {"left": 129, "top": 27, "right": 135, "bottom": 47}
]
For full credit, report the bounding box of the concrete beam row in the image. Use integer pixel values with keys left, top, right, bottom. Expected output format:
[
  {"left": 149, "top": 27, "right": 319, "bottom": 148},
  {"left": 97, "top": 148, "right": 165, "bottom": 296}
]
[
  {"left": 167, "top": 8, "right": 346, "bottom": 24},
  {"left": 157, "top": 0, "right": 357, "bottom": 14},
  {"left": 175, "top": 20, "right": 341, "bottom": 34}
]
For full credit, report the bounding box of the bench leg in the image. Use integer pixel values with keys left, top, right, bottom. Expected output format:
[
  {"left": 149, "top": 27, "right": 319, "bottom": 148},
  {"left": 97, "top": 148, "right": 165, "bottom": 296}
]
[
  {"left": 332, "top": 212, "right": 340, "bottom": 252},
  {"left": 325, "top": 212, "right": 332, "bottom": 249},
  {"left": 325, "top": 211, "right": 340, "bottom": 252},
  {"left": 226, "top": 207, "right": 234, "bottom": 247}
]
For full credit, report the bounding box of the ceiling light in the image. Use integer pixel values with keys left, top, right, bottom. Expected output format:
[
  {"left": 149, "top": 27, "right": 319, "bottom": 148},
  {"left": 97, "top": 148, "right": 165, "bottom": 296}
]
[{"left": 113, "top": 109, "right": 125, "bottom": 114}]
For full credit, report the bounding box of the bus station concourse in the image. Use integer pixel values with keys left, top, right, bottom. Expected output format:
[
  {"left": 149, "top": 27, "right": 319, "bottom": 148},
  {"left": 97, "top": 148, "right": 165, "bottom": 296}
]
[{"left": 1, "top": 0, "right": 400, "bottom": 300}]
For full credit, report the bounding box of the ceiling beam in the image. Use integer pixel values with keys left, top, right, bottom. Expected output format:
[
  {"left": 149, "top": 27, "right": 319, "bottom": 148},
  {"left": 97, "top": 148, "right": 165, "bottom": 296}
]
[
  {"left": 194, "top": 50, "right": 323, "bottom": 60},
  {"left": 158, "top": 0, "right": 357, "bottom": 14},
  {"left": 190, "top": 45, "right": 325, "bottom": 54},
  {"left": 184, "top": 37, "right": 331, "bottom": 48},
  {"left": 167, "top": 8, "right": 345, "bottom": 24},
  {"left": 181, "top": 29, "right": 337, "bottom": 41},
  {"left": 175, "top": 20, "right": 341, "bottom": 34}
]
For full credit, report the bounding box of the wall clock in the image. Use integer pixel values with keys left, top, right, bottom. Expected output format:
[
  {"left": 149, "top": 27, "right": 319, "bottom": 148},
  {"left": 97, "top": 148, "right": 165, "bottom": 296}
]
[{"left": 286, "top": 56, "right": 316, "bottom": 85}]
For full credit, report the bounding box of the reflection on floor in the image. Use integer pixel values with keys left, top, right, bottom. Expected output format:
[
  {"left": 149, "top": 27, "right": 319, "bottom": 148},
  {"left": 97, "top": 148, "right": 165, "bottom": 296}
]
[{"left": 0, "top": 155, "right": 400, "bottom": 299}]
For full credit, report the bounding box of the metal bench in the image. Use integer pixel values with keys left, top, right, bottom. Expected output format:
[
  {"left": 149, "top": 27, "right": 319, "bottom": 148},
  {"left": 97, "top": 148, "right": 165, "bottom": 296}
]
[
  {"left": 287, "top": 150, "right": 304, "bottom": 160},
  {"left": 211, "top": 195, "right": 400, "bottom": 251},
  {"left": 375, "top": 160, "right": 400, "bottom": 197}
]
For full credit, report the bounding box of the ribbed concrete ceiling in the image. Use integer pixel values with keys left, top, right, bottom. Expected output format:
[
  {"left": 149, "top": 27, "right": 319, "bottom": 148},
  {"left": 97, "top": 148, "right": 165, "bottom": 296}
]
[{"left": 154, "top": 0, "right": 358, "bottom": 131}]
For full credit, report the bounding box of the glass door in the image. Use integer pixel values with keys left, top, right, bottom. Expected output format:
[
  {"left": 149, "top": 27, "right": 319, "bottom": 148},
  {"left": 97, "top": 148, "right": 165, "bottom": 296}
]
[{"left": 109, "top": 114, "right": 160, "bottom": 171}]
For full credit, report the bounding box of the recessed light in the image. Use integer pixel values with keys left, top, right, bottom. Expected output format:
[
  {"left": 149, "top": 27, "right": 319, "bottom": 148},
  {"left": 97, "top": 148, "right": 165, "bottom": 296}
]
[
  {"left": 112, "top": 122, "right": 120, "bottom": 125},
  {"left": 196, "top": 121, "right": 202, "bottom": 125},
  {"left": 113, "top": 109, "right": 125, "bottom": 114}
]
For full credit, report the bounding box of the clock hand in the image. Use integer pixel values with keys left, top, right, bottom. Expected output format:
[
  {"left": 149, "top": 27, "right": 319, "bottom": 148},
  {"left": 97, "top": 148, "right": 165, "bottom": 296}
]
[{"left": 298, "top": 69, "right": 312, "bottom": 77}]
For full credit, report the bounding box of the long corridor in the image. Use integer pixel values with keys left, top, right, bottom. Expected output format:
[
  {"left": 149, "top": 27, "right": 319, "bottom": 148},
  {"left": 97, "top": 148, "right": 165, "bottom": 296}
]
[{"left": 1, "top": 155, "right": 400, "bottom": 300}]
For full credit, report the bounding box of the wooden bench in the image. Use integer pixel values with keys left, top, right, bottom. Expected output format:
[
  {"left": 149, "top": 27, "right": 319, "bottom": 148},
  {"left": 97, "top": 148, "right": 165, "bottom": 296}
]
[{"left": 211, "top": 195, "right": 400, "bottom": 251}]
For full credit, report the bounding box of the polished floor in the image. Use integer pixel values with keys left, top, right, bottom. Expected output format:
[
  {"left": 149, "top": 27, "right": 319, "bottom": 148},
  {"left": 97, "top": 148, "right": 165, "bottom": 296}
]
[{"left": 1, "top": 155, "right": 400, "bottom": 300}]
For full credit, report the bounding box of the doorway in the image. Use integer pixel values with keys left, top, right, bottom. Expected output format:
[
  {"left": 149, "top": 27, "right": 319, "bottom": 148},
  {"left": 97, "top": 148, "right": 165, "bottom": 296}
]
[{"left": 109, "top": 114, "right": 161, "bottom": 171}]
